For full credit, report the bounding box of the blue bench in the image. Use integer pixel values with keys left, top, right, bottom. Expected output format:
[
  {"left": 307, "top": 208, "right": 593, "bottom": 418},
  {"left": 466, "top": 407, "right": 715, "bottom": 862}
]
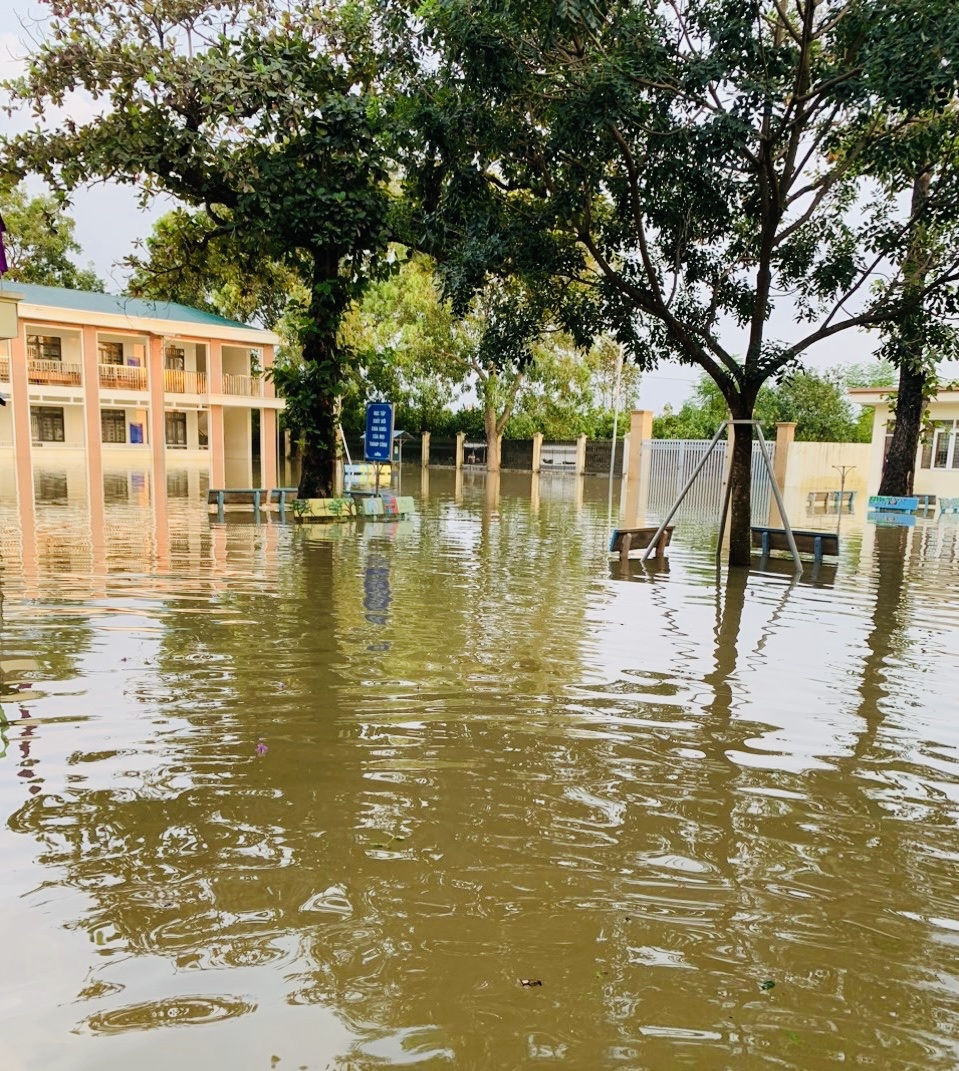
[
  {"left": 868, "top": 495, "right": 918, "bottom": 513},
  {"left": 751, "top": 526, "right": 839, "bottom": 563}
]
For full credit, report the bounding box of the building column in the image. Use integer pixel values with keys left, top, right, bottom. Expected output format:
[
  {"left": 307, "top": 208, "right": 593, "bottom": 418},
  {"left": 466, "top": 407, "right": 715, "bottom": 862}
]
[
  {"left": 81, "top": 326, "right": 105, "bottom": 553},
  {"left": 421, "top": 431, "right": 430, "bottom": 468},
  {"left": 623, "top": 410, "right": 653, "bottom": 525},
  {"left": 10, "top": 326, "right": 37, "bottom": 565},
  {"left": 260, "top": 407, "right": 278, "bottom": 490},
  {"left": 768, "top": 421, "right": 796, "bottom": 528},
  {"left": 532, "top": 432, "right": 543, "bottom": 474},
  {"left": 147, "top": 335, "right": 167, "bottom": 515},
  {"left": 455, "top": 431, "right": 465, "bottom": 471},
  {"left": 208, "top": 340, "right": 225, "bottom": 487},
  {"left": 575, "top": 433, "right": 587, "bottom": 475}
]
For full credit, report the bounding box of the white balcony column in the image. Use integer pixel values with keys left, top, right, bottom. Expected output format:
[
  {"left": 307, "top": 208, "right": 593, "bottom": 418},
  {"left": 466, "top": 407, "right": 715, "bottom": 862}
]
[
  {"left": 82, "top": 323, "right": 106, "bottom": 544},
  {"left": 261, "top": 407, "right": 278, "bottom": 490},
  {"left": 10, "top": 324, "right": 36, "bottom": 534},
  {"left": 208, "top": 340, "right": 225, "bottom": 487},
  {"left": 260, "top": 344, "right": 275, "bottom": 399},
  {"left": 147, "top": 335, "right": 168, "bottom": 511}
]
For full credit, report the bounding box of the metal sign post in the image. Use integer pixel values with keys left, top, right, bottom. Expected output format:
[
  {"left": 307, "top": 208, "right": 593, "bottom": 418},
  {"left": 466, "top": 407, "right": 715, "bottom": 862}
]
[{"left": 364, "top": 402, "right": 393, "bottom": 498}]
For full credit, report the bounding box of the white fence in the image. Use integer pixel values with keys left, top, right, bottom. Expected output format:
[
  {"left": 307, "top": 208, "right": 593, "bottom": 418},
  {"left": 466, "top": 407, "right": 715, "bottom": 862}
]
[{"left": 639, "top": 439, "right": 775, "bottom": 523}]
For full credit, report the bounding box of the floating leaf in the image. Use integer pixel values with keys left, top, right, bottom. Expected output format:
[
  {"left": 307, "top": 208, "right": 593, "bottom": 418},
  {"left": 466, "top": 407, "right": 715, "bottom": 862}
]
[{"left": 760, "top": 979, "right": 776, "bottom": 991}]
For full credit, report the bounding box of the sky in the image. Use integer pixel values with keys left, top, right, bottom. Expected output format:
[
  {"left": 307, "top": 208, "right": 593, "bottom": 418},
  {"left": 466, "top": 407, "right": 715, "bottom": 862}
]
[{"left": 0, "top": 4, "right": 924, "bottom": 414}]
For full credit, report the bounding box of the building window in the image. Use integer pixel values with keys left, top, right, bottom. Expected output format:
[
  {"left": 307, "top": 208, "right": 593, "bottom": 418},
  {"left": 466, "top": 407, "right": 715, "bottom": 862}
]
[
  {"left": 31, "top": 406, "right": 65, "bottom": 443},
  {"left": 101, "top": 409, "right": 127, "bottom": 444},
  {"left": 27, "top": 335, "right": 62, "bottom": 363},
  {"left": 921, "top": 421, "right": 959, "bottom": 470},
  {"left": 99, "top": 341, "right": 124, "bottom": 365},
  {"left": 165, "top": 347, "right": 185, "bottom": 371},
  {"left": 165, "top": 411, "right": 187, "bottom": 447}
]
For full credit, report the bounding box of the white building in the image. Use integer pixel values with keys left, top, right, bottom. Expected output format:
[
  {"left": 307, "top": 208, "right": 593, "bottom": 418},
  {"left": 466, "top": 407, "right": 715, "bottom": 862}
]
[
  {"left": 0, "top": 282, "right": 284, "bottom": 493},
  {"left": 850, "top": 385, "right": 959, "bottom": 498}
]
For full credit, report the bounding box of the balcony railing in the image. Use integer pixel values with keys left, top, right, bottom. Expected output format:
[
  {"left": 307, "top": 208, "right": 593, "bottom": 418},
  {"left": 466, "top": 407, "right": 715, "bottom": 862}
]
[
  {"left": 222, "top": 373, "right": 264, "bottom": 397},
  {"left": 28, "top": 360, "right": 82, "bottom": 386},
  {"left": 0, "top": 356, "right": 9, "bottom": 381},
  {"left": 99, "top": 364, "right": 148, "bottom": 391},
  {"left": 164, "top": 369, "right": 207, "bottom": 394}
]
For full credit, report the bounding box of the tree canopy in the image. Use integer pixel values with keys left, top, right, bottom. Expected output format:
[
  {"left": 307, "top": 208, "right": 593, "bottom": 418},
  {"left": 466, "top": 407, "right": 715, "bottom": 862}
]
[{"left": 0, "top": 185, "right": 103, "bottom": 291}]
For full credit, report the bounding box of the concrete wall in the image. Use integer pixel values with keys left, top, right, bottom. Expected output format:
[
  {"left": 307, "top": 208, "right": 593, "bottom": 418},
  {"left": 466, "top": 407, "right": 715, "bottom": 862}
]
[
  {"left": 224, "top": 406, "right": 252, "bottom": 486},
  {"left": 784, "top": 441, "right": 872, "bottom": 506}
]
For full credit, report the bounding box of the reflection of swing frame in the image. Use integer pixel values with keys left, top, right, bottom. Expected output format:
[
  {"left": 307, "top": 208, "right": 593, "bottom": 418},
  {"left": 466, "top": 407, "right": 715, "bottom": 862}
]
[{"left": 640, "top": 419, "right": 803, "bottom": 574}]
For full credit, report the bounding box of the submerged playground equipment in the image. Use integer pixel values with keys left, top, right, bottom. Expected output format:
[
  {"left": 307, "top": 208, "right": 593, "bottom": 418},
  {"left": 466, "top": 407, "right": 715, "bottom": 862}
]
[{"left": 611, "top": 420, "right": 817, "bottom": 575}]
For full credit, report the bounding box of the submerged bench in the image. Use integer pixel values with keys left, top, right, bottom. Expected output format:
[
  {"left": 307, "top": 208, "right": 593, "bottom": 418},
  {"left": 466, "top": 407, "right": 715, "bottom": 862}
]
[
  {"left": 609, "top": 525, "right": 675, "bottom": 564},
  {"left": 751, "top": 526, "right": 839, "bottom": 563},
  {"left": 208, "top": 488, "right": 265, "bottom": 521},
  {"left": 941, "top": 498, "right": 959, "bottom": 514},
  {"left": 807, "top": 490, "right": 855, "bottom": 509},
  {"left": 266, "top": 487, "right": 298, "bottom": 514},
  {"left": 868, "top": 495, "right": 918, "bottom": 514}
]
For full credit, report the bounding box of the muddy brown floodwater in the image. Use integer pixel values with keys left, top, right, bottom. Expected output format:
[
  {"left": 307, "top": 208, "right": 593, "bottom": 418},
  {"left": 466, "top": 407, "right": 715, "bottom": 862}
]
[{"left": 1, "top": 466, "right": 959, "bottom": 1071}]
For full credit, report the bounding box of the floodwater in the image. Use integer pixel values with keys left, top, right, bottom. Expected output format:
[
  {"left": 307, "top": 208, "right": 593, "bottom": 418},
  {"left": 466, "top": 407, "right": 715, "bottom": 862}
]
[{"left": 2, "top": 464, "right": 959, "bottom": 1071}]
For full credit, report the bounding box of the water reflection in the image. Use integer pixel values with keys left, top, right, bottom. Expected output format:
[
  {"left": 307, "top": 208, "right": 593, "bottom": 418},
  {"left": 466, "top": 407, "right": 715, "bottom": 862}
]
[{"left": 1, "top": 467, "right": 959, "bottom": 1070}]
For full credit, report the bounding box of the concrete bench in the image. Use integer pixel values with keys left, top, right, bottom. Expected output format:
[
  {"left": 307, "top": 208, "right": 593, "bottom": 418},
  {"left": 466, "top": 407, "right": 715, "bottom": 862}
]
[
  {"left": 751, "top": 526, "right": 839, "bottom": 563},
  {"left": 807, "top": 490, "right": 855, "bottom": 509},
  {"left": 609, "top": 525, "right": 674, "bottom": 564},
  {"left": 208, "top": 488, "right": 264, "bottom": 521}
]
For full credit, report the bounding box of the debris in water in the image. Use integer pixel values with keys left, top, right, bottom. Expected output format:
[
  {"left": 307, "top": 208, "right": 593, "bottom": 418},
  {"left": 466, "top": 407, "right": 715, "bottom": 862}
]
[
  {"left": 760, "top": 979, "right": 776, "bottom": 991},
  {"left": 256, "top": 739, "right": 268, "bottom": 757},
  {"left": 520, "top": 979, "right": 543, "bottom": 987}
]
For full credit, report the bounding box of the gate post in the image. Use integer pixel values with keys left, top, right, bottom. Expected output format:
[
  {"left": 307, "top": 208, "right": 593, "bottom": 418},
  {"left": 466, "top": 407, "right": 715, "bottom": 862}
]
[{"left": 623, "top": 410, "right": 653, "bottom": 524}]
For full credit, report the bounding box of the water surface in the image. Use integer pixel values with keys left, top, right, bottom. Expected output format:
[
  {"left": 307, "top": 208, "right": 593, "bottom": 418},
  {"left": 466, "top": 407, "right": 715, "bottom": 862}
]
[{"left": 2, "top": 466, "right": 959, "bottom": 1070}]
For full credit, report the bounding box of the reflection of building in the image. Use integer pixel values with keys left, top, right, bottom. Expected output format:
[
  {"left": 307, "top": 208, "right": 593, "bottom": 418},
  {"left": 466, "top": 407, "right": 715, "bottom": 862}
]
[
  {"left": 851, "top": 386, "right": 959, "bottom": 498},
  {"left": 0, "top": 283, "right": 283, "bottom": 488}
]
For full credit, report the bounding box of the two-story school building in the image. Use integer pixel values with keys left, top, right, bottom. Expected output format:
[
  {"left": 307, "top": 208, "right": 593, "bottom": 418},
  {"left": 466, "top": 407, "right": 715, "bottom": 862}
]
[{"left": 0, "top": 282, "right": 284, "bottom": 495}]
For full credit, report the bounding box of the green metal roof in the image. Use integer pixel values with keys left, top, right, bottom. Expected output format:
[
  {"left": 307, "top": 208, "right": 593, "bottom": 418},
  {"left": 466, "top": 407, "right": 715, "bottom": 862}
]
[{"left": 1, "top": 281, "right": 263, "bottom": 333}]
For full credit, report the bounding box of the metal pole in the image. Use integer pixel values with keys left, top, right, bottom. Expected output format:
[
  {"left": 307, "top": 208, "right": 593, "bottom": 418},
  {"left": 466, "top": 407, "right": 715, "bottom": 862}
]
[
  {"left": 641, "top": 422, "right": 729, "bottom": 561},
  {"left": 606, "top": 347, "right": 624, "bottom": 535},
  {"left": 753, "top": 424, "right": 802, "bottom": 574}
]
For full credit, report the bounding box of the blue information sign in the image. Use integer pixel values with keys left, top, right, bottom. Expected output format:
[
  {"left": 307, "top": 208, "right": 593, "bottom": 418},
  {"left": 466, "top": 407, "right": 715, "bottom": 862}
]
[{"left": 364, "top": 402, "right": 394, "bottom": 462}]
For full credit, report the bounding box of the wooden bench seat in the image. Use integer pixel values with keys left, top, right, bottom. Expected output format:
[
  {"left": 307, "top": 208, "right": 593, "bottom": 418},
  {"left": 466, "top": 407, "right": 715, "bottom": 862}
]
[
  {"left": 609, "top": 525, "right": 674, "bottom": 564},
  {"left": 751, "top": 526, "right": 839, "bottom": 563}
]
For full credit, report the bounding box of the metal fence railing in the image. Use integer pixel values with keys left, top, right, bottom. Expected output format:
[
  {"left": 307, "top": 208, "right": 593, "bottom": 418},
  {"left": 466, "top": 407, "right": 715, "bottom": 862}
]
[{"left": 640, "top": 439, "right": 774, "bottom": 523}]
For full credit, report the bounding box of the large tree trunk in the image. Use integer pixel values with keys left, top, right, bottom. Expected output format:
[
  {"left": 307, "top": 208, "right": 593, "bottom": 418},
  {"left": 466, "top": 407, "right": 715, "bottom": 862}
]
[
  {"left": 484, "top": 405, "right": 500, "bottom": 473},
  {"left": 297, "top": 257, "right": 347, "bottom": 500},
  {"left": 877, "top": 171, "right": 932, "bottom": 498},
  {"left": 726, "top": 411, "right": 755, "bottom": 567},
  {"left": 877, "top": 360, "right": 926, "bottom": 497},
  {"left": 297, "top": 335, "right": 342, "bottom": 499}
]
